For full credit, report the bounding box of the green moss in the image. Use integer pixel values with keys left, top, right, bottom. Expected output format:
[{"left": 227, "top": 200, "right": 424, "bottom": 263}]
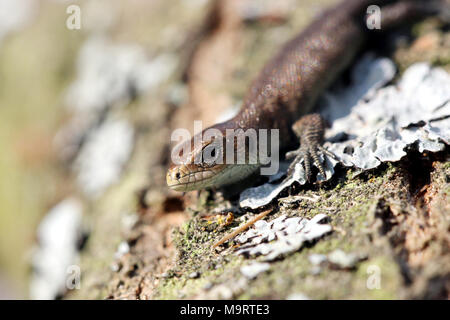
[{"left": 353, "top": 257, "right": 402, "bottom": 299}]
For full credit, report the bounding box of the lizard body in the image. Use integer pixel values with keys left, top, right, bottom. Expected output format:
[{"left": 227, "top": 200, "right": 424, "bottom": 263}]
[{"left": 167, "top": 0, "right": 438, "bottom": 191}]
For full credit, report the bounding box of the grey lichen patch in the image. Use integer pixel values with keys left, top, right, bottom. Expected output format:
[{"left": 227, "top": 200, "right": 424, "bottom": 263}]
[
  {"left": 240, "top": 262, "right": 271, "bottom": 280},
  {"left": 72, "top": 116, "right": 135, "bottom": 198},
  {"left": 30, "top": 198, "right": 84, "bottom": 300},
  {"left": 327, "top": 249, "right": 366, "bottom": 270},
  {"left": 235, "top": 214, "right": 332, "bottom": 261}
]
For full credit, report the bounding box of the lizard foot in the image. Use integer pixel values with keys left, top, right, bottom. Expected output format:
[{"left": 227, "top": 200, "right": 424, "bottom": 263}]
[{"left": 285, "top": 113, "right": 337, "bottom": 182}]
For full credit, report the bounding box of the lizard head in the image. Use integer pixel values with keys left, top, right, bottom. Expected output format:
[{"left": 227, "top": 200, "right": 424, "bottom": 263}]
[
  {"left": 166, "top": 132, "right": 227, "bottom": 191},
  {"left": 166, "top": 126, "right": 260, "bottom": 192}
]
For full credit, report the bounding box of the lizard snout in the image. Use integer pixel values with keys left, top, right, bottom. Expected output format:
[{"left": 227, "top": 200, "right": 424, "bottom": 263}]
[{"left": 166, "top": 166, "right": 185, "bottom": 191}]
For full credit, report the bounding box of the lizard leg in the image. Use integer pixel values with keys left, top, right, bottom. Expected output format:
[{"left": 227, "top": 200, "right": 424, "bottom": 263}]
[
  {"left": 286, "top": 113, "right": 335, "bottom": 182},
  {"left": 285, "top": 149, "right": 302, "bottom": 160},
  {"left": 286, "top": 147, "right": 307, "bottom": 177}
]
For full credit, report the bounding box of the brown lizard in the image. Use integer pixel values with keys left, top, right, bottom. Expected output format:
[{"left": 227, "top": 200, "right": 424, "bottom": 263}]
[{"left": 167, "top": 0, "right": 442, "bottom": 192}]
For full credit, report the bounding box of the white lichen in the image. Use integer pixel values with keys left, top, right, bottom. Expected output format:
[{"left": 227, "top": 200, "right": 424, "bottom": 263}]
[
  {"left": 30, "top": 198, "right": 84, "bottom": 300},
  {"left": 235, "top": 214, "right": 332, "bottom": 261},
  {"left": 72, "top": 117, "right": 134, "bottom": 198},
  {"left": 240, "top": 262, "right": 270, "bottom": 279},
  {"left": 65, "top": 36, "right": 177, "bottom": 113}
]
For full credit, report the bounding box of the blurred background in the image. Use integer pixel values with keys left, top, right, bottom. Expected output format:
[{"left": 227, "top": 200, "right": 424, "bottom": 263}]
[
  {"left": 0, "top": 0, "right": 448, "bottom": 300},
  {"left": 0, "top": 0, "right": 212, "bottom": 299}
]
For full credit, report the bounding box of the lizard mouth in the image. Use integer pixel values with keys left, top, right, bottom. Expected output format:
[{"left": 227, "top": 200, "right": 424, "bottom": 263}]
[{"left": 166, "top": 164, "right": 225, "bottom": 192}]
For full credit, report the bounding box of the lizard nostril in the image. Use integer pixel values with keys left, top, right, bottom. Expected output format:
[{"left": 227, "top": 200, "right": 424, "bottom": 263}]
[{"left": 175, "top": 172, "right": 181, "bottom": 180}]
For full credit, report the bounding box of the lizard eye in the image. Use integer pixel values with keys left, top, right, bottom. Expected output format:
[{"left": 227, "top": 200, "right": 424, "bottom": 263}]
[{"left": 201, "top": 141, "right": 222, "bottom": 167}]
